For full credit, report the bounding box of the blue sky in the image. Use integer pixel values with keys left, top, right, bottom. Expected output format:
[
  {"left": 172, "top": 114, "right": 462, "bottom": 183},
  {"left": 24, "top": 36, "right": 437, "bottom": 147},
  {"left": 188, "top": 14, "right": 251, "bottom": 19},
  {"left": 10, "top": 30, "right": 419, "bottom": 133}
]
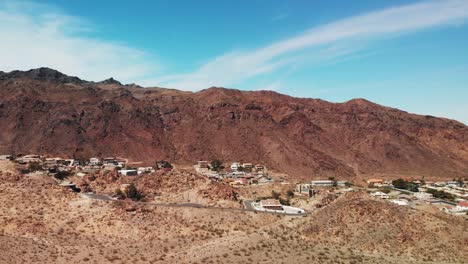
[{"left": 0, "top": 0, "right": 467, "bottom": 124}]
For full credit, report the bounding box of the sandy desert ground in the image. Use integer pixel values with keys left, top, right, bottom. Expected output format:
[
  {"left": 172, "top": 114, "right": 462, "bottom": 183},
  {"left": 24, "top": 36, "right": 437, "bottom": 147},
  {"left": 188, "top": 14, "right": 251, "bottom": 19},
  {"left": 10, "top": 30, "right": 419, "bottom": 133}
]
[{"left": 0, "top": 161, "right": 467, "bottom": 264}]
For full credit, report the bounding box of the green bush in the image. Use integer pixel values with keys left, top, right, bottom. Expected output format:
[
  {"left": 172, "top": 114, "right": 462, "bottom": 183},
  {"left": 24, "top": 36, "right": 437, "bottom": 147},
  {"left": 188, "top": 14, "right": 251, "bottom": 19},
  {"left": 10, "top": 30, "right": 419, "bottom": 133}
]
[
  {"left": 392, "top": 178, "right": 419, "bottom": 192},
  {"left": 210, "top": 159, "right": 223, "bottom": 172},
  {"left": 279, "top": 198, "right": 290, "bottom": 206},
  {"left": 28, "top": 162, "right": 43, "bottom": 172},
  {"left": 114, "top": 189, "right": 125, "bottom": 200},
  {"left": 124, "top": 184, "right": 142, "bottom": 201},
  {"left": 426, "top": 188, "right": 455, "bottom": 201},
  {"left": 54, "top": 170, "right": 71, "bottom": 180}
]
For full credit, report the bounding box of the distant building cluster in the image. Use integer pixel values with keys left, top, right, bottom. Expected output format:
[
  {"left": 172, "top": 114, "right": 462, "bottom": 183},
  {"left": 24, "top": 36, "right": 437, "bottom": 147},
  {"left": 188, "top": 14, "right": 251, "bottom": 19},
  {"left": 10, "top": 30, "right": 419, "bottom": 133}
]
[
  {"left": 195, "top": 160, "right": 271, "bottom": 187},
  {"left": 295, "top": 180, "right": 349, "bottom": 197},
  {"left": 0, "top": 153, "right": 167, "bottom": 178},
  {"left": 367, "top": 178, "right": 468, "bottom": 215}
]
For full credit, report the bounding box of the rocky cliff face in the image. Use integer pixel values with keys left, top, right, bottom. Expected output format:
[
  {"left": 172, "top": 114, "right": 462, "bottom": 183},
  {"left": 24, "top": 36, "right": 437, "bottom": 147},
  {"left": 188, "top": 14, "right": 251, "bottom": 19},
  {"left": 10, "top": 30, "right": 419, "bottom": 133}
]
[{"left": 0, "top": 68, "right": 467, "bottom": 180}]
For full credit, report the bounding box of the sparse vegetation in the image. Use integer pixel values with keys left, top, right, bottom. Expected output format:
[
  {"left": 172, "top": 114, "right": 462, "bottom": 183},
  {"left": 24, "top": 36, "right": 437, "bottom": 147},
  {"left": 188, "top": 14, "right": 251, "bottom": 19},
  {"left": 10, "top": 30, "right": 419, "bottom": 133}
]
[
  {"left": 27, "top": 162, "right": 43, "bottom": 173},
  {"left": 156, "top": 160, "right": 173, "bottom": 169},
  {"left": 271, "top": 190, "right": 280, "bottom": 200},
  {"left": 392, "top": 178, "right": 419, "bottom": 192},
  {"left": 426, "top": 188, "right": 455, "bottom": 201},
  {"left": 54, "top": 170, "right": 71, "bottom": 180},
  {"left": 210, "top": 159, "right": 223, "bottom": 172},
  {"left": 113, "top": 183, "right": 143, "bottom": 200}
]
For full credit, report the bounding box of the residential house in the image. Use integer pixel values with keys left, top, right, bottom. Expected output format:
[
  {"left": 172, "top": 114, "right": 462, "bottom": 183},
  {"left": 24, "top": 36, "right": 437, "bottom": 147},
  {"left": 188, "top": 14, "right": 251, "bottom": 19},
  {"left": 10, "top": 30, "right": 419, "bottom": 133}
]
[
  {"left": 296, "top": 183, "right": 315, "bottom": 197},
  {"left": 336, "top": 181, "right": 348, "bottom": 187},
  {"left": 254, "top": 164, "right": 264, "bottom": 172},
  {"left": 311, "top": 180, "right": 334, "bottom": 187},
  {"left": 137, "top": 167, "right": 155, "bottom": 174},
  {"left": 391, "top": 199, "right": 409, "bottom": 206},
  {"left": 260, "top": 199, "right": 283, "bottom": 210},
  {"left": 197, "top": 160, "right": 209, "bottom": 168},
  {"left": 89, "top": 157, "right": 100, "bottom": 166},
  {"left": 119, "top": 169, "right": 139, "bottom": 176},
  {"left": 452, "top": 201, "right": 468, "bottom": 213},
  {"left": 242, "top": 163, "right": 253, "bottom": 171},
  {"left": 366, "top": 179, "right": 384, "bottom": 184},
  {"left": 371, "top": 191, "right": 389, "bottom": 199},
  {"left": 0, "top": 155, "right": 12, "bottom": 160},
  {"left": 231, "top": 162, "right": 241, "bottom": 171},
  {"left": 17, "top": 154, "right": 42, "bottom": 163},
  {"left": 102, "top": 157, "right": 117, "bottom": 165}
]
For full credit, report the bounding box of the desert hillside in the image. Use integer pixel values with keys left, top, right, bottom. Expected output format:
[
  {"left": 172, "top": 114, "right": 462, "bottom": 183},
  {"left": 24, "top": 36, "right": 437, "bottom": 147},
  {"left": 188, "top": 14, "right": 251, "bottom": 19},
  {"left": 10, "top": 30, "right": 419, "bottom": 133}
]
[
  {"left": 0, "top": 163, "right": 466, "bottom": 264},
  {"left": 0, "top": 68, "right": 467, "bottom": 180},
  {"left": 302, "top": 192, "right": 468, "bottom": 261}
]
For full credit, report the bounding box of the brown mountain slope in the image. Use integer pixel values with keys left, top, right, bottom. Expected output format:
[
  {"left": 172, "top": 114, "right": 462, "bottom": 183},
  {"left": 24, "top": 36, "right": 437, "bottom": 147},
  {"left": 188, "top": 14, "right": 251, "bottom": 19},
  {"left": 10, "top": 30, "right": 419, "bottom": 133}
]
[
  {"left": 302, "top": 192, "right": 468, "bottom": 262},
  {"left": 0, "top": 68, "right": 467, "bottom": 180}
]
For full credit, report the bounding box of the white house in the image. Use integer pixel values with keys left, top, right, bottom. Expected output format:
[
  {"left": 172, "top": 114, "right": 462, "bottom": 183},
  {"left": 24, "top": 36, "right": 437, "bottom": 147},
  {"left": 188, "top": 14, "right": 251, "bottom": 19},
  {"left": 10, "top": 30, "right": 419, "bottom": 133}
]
[
  {"left": 390, "top": 199, "right": 409, "bottom": 206},
  {"left": 311, "top": 180, "right": 334, "bottom": 187},
  {"left": 0, "top": 155, "right": 12, "bottom": 160},
  {"left": 231, "top": 162, "right": 241, "bottom": 171},
  {"left": 89, "top": 157, "right": 100, "bottom": 166},
  {"left": 371, "top": 191, "right": 389, "bottom": 199},
  {"left": 119, "top": 169, "right": 139, "bottom": 176},
  {"left": 337, "top": 181, "right": 348, "bottom": 187},
  {"left": 260, "top": 199, "right": 283, "bottom": 210},
  {"left": 137, "top": 167, "right": 155, "bottom": 174},
  {"left": 102, "top": 157, "right": 117, "bottom": 165},
  {"left": 452, "top": 201, "right": 468, "bottom": 213}
]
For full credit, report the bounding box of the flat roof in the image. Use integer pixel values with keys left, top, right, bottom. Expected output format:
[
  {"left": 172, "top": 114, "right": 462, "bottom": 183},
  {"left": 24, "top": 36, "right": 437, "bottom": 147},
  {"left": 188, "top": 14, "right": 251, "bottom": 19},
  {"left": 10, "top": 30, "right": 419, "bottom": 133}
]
[{"left": 260, "top": 199, "right": 281, "bottom": 206}]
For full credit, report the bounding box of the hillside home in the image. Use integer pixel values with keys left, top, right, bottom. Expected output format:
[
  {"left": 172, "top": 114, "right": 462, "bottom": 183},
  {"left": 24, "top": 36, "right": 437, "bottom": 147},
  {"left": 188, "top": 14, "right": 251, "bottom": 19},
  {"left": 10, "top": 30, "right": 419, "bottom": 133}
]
[
  {"left": 231, "top": 162, "right": 241, "bottom": 171},
  {"left": 366, "top": 179, "right": 384, "bottom": 184},
  {"left": 260, "top": 199, "right": 283, "bottom": 210},
  {"left": 296, "top": 183, "right": 315, "bottom": 197},
  {"left": 17, "top": 154, "right": 42, "bottom": 164},
  {"left": 242, "top": 163, "right": 253, "bottom": 171},
  {"left": 102, "top": 157, "right": 117, "bottom": 165},
  {"left": 391, "top": 199, "right": 409, "bottom": 206},
  {"left": 454, "top": 201, "right": 468, "bottom": 212},
  {"left": 89, "top": 157, "right": 100, "bottom": 166},
  {"left": 337, "top": 181, "right": 348, "bottom": 187},
  {"left": 0, "top": 155, "right": 12, "bottom": 160},
  {"left": 433, "top": 182, "right": 447, "bottom": 187},
  {"left": 137, "top": 167, "right": 155, "bottom": 174},
  {"left": 254, "top": 164, "right": 264, "bottom": 171},
  {"left": 119, "top": 169, "right": 139, "bottom": 176},
  {"left": 371, "top": 191, "right": 389, "bottom": 199},
  {"left": 197, "top": 160, "right": 209, "bottom": 168},
  {"left": 311, "top": 180, "right": 334, "bottom": 187}
]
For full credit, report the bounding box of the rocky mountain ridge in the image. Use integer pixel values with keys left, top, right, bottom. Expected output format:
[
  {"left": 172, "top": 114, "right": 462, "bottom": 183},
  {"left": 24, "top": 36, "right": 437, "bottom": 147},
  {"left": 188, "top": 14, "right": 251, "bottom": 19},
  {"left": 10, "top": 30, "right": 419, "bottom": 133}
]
[{"left": 0, "top": 68, "right": 467, "bottom": 180}]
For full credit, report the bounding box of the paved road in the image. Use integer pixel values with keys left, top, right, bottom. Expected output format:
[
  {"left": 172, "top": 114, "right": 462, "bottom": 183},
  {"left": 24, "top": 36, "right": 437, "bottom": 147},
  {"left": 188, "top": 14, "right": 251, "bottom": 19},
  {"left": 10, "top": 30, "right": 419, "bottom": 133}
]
[
  {"left": 81, "top": 193, "right": 308, "bottom": 216},
  {"left": 82, "top": 193, "right": 115, "bottom": 201},
  {"left": 243, "top": 200, "right": 255, "bottom": 210}
]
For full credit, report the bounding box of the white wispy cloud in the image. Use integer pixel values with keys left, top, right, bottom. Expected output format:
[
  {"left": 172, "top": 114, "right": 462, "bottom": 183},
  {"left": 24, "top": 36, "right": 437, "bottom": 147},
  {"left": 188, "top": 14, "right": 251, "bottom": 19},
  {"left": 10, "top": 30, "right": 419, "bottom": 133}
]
[
  {"left": 0, "top": 0, "right": 158, "bottom": 83},
  {"left": 150, "top": 0, "right": 468, "bottom": 90}
]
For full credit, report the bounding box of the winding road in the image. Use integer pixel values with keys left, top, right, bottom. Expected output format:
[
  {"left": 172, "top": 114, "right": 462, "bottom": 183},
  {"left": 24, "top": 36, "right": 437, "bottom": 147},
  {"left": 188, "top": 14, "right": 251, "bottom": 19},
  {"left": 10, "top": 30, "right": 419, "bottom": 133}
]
[{"left": 80, "top": 193, "right": 309, "bottom": 216}]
